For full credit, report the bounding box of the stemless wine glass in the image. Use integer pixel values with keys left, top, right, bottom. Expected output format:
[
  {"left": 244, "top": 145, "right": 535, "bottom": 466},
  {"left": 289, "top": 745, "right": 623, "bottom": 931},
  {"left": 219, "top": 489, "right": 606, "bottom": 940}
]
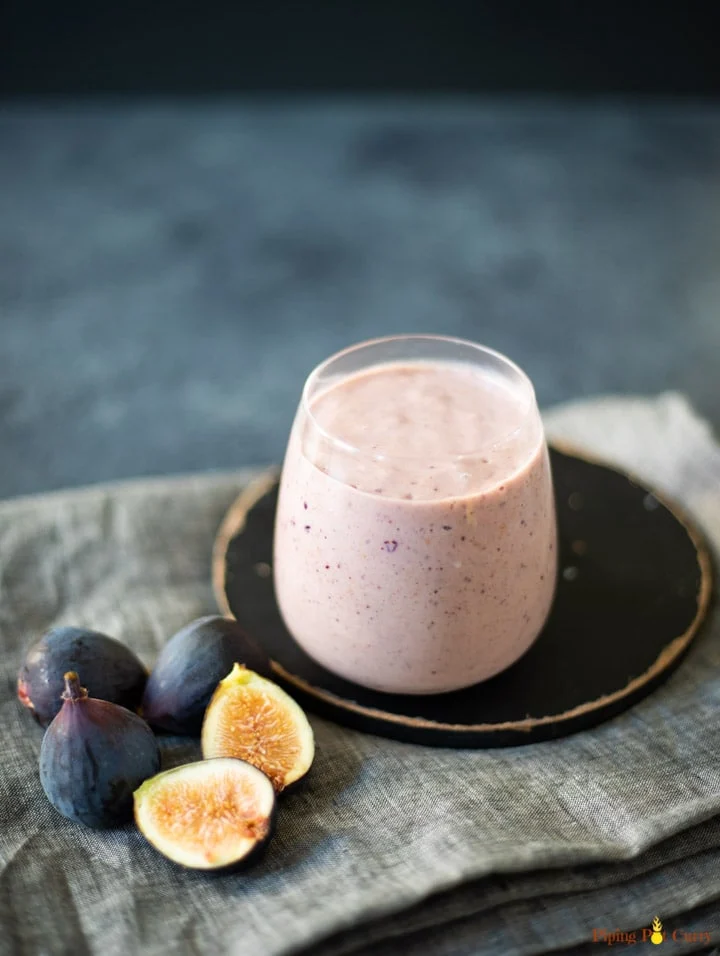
[{"left": 273, "top": 335, "right": 557, "bottom": 695}]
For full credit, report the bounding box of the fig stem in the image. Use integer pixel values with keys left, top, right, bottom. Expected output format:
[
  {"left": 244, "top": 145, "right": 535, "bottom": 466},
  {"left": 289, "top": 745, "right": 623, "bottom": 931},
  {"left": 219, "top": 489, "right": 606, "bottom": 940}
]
[{"left": 62, "top": 671, "right": 88, "bottom": 703}]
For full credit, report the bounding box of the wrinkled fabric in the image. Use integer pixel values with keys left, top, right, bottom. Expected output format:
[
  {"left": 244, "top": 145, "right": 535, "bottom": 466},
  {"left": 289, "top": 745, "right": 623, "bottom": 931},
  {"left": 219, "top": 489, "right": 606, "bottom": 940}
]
[{"left": 0, "top": 393, "right": 718, "bottom": 956}]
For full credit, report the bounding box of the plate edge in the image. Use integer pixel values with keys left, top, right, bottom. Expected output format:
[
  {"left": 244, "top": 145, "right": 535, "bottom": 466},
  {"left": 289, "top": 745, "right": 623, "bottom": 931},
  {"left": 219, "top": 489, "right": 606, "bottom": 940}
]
[{"left": 212, "top": 444, "right": 714, "bottom": 736}]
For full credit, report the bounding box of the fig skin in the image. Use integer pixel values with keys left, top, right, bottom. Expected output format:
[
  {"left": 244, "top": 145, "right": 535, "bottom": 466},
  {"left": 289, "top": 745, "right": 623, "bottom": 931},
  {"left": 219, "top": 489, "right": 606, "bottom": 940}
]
[
  {"left": 17, "top": 626, "right": 147, "bottom": 728},
  {"left": 141, "top": 616, "right": 272, "bottom": 735},
  {"left": 134, "top": 758, "right": 277, "bottom": 872},
  {"left": 40, "top": 672, "right": 161, "bottom": 828}
]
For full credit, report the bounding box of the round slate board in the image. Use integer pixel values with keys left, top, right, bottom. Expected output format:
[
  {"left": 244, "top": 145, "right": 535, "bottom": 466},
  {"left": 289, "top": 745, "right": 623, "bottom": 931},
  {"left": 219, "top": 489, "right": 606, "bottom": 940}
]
[{"left": 213, "top": 447, "right": 713, "bottom": 748}]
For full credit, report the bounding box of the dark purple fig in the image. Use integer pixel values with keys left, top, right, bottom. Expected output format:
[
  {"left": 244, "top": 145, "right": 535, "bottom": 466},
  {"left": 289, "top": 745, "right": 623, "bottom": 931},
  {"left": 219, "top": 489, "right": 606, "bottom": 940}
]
[
  {"left": 40, "top": 672, "right": 160, "bottom": 828},
  {"left": 134, "top": 758, "right": 276, "bottom": 870},
  {"left": 18, "top": 626, "right": 147, "bottom": 727},
  {"left": 141, "top": 616, "right": 271, "bottom": 735}
]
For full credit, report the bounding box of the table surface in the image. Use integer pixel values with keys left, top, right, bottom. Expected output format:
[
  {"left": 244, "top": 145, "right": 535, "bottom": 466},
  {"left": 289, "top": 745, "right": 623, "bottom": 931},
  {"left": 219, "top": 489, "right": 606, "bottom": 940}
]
[{"left": 1, "top": 100, "right": 719, "bottom": 499}]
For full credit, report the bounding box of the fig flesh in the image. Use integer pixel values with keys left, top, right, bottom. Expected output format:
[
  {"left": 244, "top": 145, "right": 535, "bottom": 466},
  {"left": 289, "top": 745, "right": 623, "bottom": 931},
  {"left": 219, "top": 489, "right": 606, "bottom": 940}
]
[
  {"left": 134, "top": 758, "right": 276, "bottom": 870},
  {"left": 40, "top": 672, "right": 160, "bottom": 828},
  {"left": 201, "top": 664, "right": 314, "bottom": 792},
  {"left": 18, "top": 626, "right": 147, "bottom": 727},
  {"left": 142, "top": 616, "right": 272, "bottom": 735}
]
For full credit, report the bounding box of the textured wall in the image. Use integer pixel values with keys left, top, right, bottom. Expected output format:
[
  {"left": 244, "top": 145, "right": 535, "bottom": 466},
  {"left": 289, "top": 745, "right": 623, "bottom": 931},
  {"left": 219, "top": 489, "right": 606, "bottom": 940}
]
[{"left": 2, "top": 102, "right": 719, "bottom": 497}]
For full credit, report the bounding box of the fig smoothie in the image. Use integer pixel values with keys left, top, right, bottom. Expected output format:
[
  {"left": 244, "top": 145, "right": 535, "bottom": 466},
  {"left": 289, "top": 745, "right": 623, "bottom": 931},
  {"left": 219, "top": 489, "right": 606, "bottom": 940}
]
[{"left": 274, "top": 342, "right": 557, "bottom": 694}]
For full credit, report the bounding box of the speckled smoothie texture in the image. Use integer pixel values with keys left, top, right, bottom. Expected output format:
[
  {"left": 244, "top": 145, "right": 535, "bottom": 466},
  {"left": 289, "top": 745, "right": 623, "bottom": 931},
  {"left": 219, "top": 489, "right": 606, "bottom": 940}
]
[{"left": 274, "top": 361, "right": 557, "bottom": 694}]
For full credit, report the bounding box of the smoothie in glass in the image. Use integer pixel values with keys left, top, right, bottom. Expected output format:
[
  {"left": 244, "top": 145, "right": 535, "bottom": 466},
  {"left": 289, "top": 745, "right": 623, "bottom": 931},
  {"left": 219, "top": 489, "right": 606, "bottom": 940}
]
[{"left": 273, "top": 336, "right": 557, "bottom": 695}]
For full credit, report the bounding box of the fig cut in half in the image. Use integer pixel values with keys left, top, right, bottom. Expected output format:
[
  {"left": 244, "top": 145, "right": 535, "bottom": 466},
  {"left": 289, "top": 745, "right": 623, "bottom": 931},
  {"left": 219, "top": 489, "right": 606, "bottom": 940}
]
[
  {"left": 201, "top": 664, "right": 315, "bottom": 792},
  {"left": 134, "top": 758, "right": 276, "bottom": 871}
]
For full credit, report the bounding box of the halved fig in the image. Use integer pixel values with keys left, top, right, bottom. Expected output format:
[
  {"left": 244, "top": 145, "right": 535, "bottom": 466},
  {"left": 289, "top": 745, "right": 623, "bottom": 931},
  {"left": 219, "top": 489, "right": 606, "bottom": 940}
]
[
  {"left": 201, "top": 664, "right": 315, "bottom": 792},
  {"left": 134, "top": 758, "right": 275, "bottom": 870}
]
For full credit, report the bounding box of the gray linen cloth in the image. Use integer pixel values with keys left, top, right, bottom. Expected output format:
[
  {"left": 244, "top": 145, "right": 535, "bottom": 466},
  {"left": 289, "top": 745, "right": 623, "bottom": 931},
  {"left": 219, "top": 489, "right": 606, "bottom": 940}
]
[{"left": 1, "top": 393, "right": 718, "bottom": 956}]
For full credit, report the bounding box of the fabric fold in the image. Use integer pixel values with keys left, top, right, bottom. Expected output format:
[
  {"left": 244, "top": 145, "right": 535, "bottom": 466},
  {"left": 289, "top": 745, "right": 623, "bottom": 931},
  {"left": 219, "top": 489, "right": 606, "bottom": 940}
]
[{"left": 309, "top": 816, "right": 720, "bottom": 955}]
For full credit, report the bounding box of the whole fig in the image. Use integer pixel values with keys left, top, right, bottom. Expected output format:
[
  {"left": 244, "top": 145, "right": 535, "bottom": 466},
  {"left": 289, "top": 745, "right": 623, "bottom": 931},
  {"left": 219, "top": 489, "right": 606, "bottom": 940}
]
[
  {"left": 18, "top": 626, "right": 147, "bottom": 727},
  {"left": 40, "top": 672, "right": 160, "bottom": 828},
  {"left": 141, "top": 616, "right": 271, "bottom": 735}
]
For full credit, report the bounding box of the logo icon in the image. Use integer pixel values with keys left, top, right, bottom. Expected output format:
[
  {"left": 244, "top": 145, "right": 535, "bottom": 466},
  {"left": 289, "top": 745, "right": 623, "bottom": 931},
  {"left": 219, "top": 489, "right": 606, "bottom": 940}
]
[{"left": 592, "top": 913, "right": 711, "bottom": 946}]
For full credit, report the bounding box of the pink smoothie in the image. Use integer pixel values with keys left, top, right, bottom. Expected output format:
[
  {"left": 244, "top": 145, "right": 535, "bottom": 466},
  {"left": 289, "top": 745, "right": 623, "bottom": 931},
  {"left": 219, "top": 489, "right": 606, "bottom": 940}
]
[{"left": 273, "top": 359, "right": 557, "bottom": 694}]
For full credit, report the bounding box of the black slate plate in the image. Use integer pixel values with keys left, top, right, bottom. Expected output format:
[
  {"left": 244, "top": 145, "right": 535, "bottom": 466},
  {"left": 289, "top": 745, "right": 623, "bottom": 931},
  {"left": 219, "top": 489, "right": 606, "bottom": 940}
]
[{"left": 213, "top": 447, "right": 713, "bottom": 748}]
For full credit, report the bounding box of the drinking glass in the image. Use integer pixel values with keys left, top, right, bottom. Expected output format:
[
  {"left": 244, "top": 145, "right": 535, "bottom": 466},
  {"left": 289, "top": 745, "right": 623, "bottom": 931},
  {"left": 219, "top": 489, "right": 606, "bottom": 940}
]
[{"left": 273, "top": 335, "right": 557, "bottom": 694}]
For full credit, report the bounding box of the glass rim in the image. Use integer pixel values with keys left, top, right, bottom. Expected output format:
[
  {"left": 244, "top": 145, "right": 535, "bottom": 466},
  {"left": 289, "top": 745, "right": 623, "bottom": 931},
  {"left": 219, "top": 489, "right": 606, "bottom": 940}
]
[{"left": 300, "top": 334, "right": 539, "bottom": 462}]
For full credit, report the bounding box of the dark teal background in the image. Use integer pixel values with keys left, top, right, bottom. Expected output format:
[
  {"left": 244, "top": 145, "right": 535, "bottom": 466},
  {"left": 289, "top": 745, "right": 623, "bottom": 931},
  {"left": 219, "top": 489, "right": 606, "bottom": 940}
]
[
  {"left": 2, "top": 3, "right": 718, "bottom": 96},
  {"left": 2, "top": 101, "right": 719, "bottom": 498},
  {"left": 1, "top": 6, "right": 718, "bottom": 498}
]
